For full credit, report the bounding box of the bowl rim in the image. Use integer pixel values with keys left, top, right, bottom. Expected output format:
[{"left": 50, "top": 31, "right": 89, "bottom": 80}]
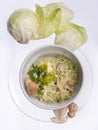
[{"left": 19, "top": 45, "right": 83, "bottom": 110}]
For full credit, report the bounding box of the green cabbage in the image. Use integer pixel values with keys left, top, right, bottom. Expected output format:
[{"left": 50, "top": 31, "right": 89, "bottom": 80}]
[
  {"left": 7, "top": 9, "right": 39, "bottom": 43},
  {"left": 55, "top": 23, "right": 88, "bottom": 50},
  {"left": 7, "top": 3, "right": 87, "bottom": 50}
]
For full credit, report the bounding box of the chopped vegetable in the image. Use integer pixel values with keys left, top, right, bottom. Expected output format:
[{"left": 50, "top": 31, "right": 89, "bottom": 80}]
[
  {"left": 28, "top": 64, "right": 57, "bottom": 86},
  {"left": 40, "top": 71, "right": 57, "bottom": 86},
  {"left": 55, "top": 23, "right": 88, "bottom": 50},
  {"left": 38, "top": 86, "right": 44, "bottom": 95},
  {"left": 28, "top": 64, "right": 47, "bottom": 83}
]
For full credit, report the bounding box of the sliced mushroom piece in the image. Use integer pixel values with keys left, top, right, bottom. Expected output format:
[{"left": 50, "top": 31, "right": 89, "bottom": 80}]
[
  {"left": 66, "top": 86, "right": 73, "bottom": 97},
  {"left": 66, "top": 80, "right": 76, "bottom": 86},
  {"left": 24, "top": 75, "right": 39, "bottom": 95},
  {"left": 56, "top": 62, "right": 65, "bottom": 72},
  {"left": 56, "top": 78, "right": 62, "bottom": 90}
]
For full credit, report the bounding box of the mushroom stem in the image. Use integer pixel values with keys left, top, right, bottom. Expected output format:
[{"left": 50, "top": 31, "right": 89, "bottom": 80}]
[
  {"left": 51, "top": 102, "right": 78, "bottom": 123},
  {"left": 51, "top": 107, "right": 68, "bottom": 123}
]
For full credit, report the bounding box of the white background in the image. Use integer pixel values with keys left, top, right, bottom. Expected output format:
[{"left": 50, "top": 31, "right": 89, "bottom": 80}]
[{"left": 0, "top": 0, "right": 98, "bottom": 129}]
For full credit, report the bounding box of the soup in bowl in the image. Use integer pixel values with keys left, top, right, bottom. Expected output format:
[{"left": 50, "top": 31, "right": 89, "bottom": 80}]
[{"left": 19, "top": 45, "right": 83, "bottom": 110}]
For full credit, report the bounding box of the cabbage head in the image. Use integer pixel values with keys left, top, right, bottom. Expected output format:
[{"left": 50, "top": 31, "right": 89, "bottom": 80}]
[{"left": 7, "top": 9, "right": 39, "bottom": 43}]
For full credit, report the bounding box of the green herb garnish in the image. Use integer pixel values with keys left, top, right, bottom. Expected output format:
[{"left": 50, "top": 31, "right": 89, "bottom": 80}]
[
  {"left": 28, "top": 64, "right": 57, "bottom": 86},
  {"left": 38, "top": 86, "right": 44, "bottom": 95}
]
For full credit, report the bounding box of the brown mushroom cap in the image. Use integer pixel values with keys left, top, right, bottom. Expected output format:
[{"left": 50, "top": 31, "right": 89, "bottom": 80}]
[{"left": 68, "top": 102, "right": 78, "bottom": 118}]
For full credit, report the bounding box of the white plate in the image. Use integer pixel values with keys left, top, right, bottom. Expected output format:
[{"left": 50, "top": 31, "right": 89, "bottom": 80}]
[{"left": 8, "top": 44, "right": 93, "bottom": 122}]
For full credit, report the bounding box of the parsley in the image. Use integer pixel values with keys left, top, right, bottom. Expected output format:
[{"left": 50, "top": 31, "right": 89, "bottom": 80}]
[
  {"left": 38, "top": 86, "right": 44, "bottom": 95},
  {"left": 28, "top": 64, "right": 47, "bottom": 83},
  {"left": 28, "top": 64, "right": 57, "bottom": 87}
]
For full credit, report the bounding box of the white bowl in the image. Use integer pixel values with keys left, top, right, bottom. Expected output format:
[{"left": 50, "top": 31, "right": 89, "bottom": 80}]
[{"left": 19, "top": 45, "right": 83, "bottom": 110}]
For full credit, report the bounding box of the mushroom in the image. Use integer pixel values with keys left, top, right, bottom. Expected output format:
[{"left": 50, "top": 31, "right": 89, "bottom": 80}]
[
  {"left": 56, "top": 62, "right": 65, "bottom": 72},
  {"left": 68, "top": 102, "right": 78, "bottom": 118},
  {"left": 66, "top": 86, "right": 73, "bottom": 97},
  {"left": 56, "top": 78, "right": 62, "bottom": 90},
  {"left": 51, "top": 102, "right": 78, "bottom": 123},
  {"left": 51, "top": 107, "right": 68, "bottom": 123},
  {"left": 24, "top": 75, "right": 39, "bottom": 95},
  {"left": 66, "top": 80, "right": 76, "bottom": 87}
]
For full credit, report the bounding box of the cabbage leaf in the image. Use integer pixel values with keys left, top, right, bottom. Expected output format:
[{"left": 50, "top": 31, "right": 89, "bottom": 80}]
[
  {"left": 36, "top": 4, "right": 61, "bottom": 38},
  {"left": 55, "top": 23, "right": 88, "bottom": 50},
  {"left": 40, "top": 2, "right": 74, "bottom": 33}
]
